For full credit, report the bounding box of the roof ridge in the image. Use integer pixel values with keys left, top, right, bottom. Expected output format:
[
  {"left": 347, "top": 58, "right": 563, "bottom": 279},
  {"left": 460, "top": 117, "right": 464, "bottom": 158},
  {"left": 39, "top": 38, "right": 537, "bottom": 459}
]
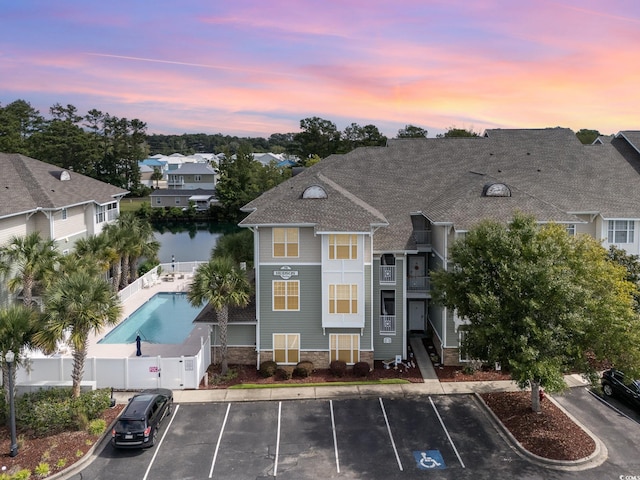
[
  {"left": 317, "top": 173, "right": 388, "bottom": 224},
  {"left": 10, "top": 154, "right": 55, "bottom": 208}
]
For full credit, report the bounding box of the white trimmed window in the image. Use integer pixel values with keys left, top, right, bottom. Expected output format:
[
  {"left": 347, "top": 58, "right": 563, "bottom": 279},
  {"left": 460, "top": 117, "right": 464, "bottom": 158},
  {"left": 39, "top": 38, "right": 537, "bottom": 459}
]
[
  {"left": 61, "top": 208, "right": 68, "bottom": 220},
  {"left": 273, "top": 228, "right": 299, "bottom": 257},
  {"left": 273, "top": 280, "right": 299, "bottom": 311},
  {"left": 329, "top": 234, "right": 357, "bottom": 260},
  {"left": 458, "top": 329, "right": 471, "bottom": 363},
  {"left": 608, "top": 220, "right": 634, "bottom": 243},
  {"left": 329, "top": 284, "right": 357, "bottom": 314},
  {"left": 273, "top": 334, "right": 299, "bottom": 364},
  {"left": 330, "top": 334, "right": 359, "bottom": 364},
  {"left": 565, "top": 224, "right": 575, "bottom": 236},
  {"left": 95, "top": 205, "right": 105, "bottom": 223}
]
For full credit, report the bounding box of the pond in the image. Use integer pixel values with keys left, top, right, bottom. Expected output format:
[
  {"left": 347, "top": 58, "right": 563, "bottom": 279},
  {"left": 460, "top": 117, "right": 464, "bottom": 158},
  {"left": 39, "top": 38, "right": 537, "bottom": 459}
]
[{"left": 153, "top": 222, "right": 240, "bottom": 263}]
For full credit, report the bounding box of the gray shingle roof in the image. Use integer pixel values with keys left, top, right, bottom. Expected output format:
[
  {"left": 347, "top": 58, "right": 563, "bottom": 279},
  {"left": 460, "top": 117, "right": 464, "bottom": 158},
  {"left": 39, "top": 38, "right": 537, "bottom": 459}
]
[
  {"left": 1, "top": 153, "right": 128, "bottom": 218},
  {"left": 240, "top": 128, "right": 640, "bottom": 251}
]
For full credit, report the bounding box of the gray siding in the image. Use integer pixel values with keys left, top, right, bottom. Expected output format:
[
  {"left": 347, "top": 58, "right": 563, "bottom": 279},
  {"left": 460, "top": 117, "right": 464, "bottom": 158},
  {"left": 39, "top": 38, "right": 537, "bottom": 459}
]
[
  {"left": 372, "top": 256, "right": 405, "bottom": 360},
  {"left": 258, "top": 226, "right": 320, "bottom": 263},
  {"left": 212, "top": 324, "right": 256, "bottom": 346}
]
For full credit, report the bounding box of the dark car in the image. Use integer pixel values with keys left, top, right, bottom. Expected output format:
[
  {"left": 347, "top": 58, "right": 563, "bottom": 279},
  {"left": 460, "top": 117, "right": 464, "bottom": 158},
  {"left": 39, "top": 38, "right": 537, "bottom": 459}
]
[
  {"left": 601, "top": 369, "right": 640, "bottom": 410},
  {"left": 111, "top": 388, "right": 173, "bottom": 449}
]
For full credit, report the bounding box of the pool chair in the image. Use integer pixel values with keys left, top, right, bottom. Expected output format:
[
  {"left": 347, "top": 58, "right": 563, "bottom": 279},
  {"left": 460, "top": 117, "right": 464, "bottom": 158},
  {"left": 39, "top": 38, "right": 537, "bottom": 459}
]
[{"left": 142, "top": 277, "right": 150, "bottom": 289}]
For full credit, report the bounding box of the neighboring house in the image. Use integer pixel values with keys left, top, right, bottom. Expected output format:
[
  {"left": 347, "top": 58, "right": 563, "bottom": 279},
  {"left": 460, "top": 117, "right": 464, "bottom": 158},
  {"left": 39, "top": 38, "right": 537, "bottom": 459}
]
[
  {"left": 252, "top": 152, "right": 298, "bottom": 168},
  {"left": 0, "top": 152, "right": 128, "bottom": 303},
  {"left": 139, "top": 164, "right": 155, "bottom": 188},
  {"left": 149, "top": 188, "right": 217, "bottom": 210},
  {"left": 166, "top": 162, "right": 218, "bottom": 190},
  {"left": 236, "top": 128, "right": 640, "bottom": 369}
]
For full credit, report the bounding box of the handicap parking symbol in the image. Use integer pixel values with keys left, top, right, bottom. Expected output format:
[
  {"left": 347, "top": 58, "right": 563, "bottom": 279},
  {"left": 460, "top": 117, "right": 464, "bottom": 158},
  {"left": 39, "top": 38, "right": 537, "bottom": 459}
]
[{"left": 413, "top": 450, "right": 446, "bottom": 470}]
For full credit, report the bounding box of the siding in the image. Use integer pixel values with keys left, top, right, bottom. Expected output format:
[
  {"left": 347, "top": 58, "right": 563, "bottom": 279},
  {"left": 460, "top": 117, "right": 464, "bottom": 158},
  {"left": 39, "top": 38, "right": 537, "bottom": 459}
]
[
  {"left": 53, "top": 205, "right": 86, "bottom": 239},
  {"left": 0, "top": 215, "right": 28, "bottom": 245},
  {"left": 258, "top": 226, "right": 321, "bottom": 263},
  {"left": 371, "top": 256, "right": 404, "bottom": 360},
  {"left": 212, "top": 324, "right": 256, "bottom": 346}
]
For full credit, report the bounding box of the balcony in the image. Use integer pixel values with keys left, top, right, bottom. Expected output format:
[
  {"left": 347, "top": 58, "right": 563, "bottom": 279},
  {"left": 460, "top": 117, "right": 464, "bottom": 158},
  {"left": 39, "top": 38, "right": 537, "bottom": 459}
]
[
  {"left": 379, "top": 315, "right": 396, "bottom": 334},
  {"left": 407, "top": 275, "right": 430, "bottom": 292},
  {"left": 379, "top": 265, "right": 396, "bottom": 284},
  {"left": 413, "top": 230, "right": 432, "bottom": 247}
]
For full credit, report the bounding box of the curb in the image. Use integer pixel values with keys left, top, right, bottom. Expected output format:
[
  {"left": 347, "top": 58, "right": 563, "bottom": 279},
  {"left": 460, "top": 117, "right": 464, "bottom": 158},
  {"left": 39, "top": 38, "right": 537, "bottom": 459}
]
[
  {"left": 474, "top": 392, "right": 608, "bottom": 471},
  {"left": 49, "top": 406, "right": 123, "bottom": 480}
]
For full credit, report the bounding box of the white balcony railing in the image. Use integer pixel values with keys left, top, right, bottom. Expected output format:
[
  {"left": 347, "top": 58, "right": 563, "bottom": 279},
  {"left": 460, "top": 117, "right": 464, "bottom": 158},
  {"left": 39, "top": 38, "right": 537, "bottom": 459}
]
[
  {"left": 380, "top": 315, "right": 396, "bottom": 334},
  {"left": 379, "top": 265, "right": 396, "bottom": 283},
  {"left": 407, "top": 276, "right": 430, "bottom": 291}
]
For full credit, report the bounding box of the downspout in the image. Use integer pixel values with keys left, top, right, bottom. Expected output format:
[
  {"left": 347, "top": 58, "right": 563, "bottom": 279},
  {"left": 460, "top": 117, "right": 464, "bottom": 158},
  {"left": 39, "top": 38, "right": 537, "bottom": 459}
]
[
  {"left": 442, "top": 226, "right": 450, "bottom": 358},
  {"left": 402, "top": 252, "right": 407, "bottom": 360}
]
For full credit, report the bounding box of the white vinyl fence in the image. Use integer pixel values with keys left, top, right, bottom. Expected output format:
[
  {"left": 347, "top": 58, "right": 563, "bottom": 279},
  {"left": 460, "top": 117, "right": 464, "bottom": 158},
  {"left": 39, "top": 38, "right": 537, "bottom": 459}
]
[{"left": 16, "top": 335, "right": 211, "bottom": 391}]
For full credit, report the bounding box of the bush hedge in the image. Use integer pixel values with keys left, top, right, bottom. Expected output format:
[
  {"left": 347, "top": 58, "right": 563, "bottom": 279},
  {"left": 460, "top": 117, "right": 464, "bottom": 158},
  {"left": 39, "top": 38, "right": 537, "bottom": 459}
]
[
  {"left": 259, "top": 360, "right": 278, "bottom": 378},
  {"left": 293, "top": 361, "right": 314, "bottom": 378},
  {"left": 276, "top": 367, "right": 292, "bottom": 380},
  {"left": 353, "top": 361, "right": 371, "bottom": 377},
  {"left": 329, "top": 360, "right": 347, "bottom": 377}
]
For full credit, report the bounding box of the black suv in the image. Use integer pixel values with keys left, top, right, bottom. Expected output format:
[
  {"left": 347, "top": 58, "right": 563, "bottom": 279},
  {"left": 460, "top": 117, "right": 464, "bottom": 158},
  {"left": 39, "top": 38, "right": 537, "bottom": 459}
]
[
  {"left": 601, "top": 369, "right": 640, "bottom": 411},
  {"left": 111, "top": 388, "right": 173, "bottom": 448}
]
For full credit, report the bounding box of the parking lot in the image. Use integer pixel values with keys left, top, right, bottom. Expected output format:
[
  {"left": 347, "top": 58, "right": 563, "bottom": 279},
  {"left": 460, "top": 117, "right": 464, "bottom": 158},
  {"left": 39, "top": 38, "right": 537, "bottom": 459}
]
[{"left": 75, "top": 395, "right": 530, "bottom": 480}]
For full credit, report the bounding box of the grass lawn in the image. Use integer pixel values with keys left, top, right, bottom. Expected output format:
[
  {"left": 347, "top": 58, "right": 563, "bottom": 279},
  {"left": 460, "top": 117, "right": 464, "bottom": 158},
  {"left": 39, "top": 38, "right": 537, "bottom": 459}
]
[{"left": 120, "top": 197, "right": 148, "bottom": 213}]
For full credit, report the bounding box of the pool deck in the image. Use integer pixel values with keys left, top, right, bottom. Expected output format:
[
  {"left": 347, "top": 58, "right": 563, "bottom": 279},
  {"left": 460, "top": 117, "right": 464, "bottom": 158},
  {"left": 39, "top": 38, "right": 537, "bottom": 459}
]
[{"left": 85, "top": 275, "right": 211, "bottom": 359}]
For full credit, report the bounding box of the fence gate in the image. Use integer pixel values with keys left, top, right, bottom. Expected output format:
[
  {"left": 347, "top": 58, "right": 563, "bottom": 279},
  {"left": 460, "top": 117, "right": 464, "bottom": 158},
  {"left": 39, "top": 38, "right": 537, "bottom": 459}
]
[{"left": 160, "top": 358, "right": 185, "bottom": 389}]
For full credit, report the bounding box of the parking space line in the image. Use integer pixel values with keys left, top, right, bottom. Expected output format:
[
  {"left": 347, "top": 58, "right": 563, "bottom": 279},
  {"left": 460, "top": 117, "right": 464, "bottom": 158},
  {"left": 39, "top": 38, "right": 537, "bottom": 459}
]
[
  {"left": 429, "top": 396, "right": 465, "bottom": 468},
  {"left": 142, "top": 404, "right": 180, "bottom": 480},
  {"left": 208, "top": 403, "right": 231, "bottom": 478},
  {"left": 330, "top": 400, "right": 340, "bottom": 473},
  {"left": 378, "top": 398, "right": 403, "bottom": 471},
  {"left": 274, "top": 402, "right": 282, "bottom": 477}
]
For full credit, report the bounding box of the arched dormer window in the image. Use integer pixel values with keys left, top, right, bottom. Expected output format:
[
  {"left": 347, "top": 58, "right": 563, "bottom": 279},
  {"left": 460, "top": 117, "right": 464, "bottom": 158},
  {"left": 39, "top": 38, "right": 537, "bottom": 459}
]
[
  {"left": 482, "top": 182, "right": 511, "bottom": 197},
  {"left": 302, "top": 185, "right": 327, "bottom": 199}
]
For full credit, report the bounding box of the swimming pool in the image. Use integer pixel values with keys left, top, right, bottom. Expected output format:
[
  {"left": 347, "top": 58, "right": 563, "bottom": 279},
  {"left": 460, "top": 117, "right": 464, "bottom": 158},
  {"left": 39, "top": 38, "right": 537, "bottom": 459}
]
[{"left": 99, "top": 292, "right": 205, "bottom": 344}]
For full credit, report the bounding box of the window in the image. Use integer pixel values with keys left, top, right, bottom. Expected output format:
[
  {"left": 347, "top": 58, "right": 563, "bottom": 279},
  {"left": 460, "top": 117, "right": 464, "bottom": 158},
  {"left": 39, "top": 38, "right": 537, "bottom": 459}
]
[
  {"left": 194, "top": 175, "right": 201, "bottom": 181},
  {"left": 566, "top": 224, "right": 575, "bottom": 236},
  {"left": 329, "top": 284, "right": 357, "bottom": 314},
  {"left": 95, "top": 205, "right": 105, "bottom": 223},
  {"left": 61, "top": 208, "right": 67, "bottom": 220},
  {"left": 273, "top": 280, "right": 299, "bottom": 311},
  {"left": 273, "top": 334, "right": 299, "bottom": 364},
  {"left": 329, "top": 234, "right": 357, "bottom": 260},
  {"left": 273, "top": 228, "right": 299, "bottom": 257},
  {"left": 175, "top": 197, "right": 181, "bottom": 204},
  {"left": 608, "top": 220, "right": 635, "bottom": 243},
  {"left": 330, "top": 334, "right": 359, "bottom": 364},
  {"left": 156, "top": 197, "right": 162, "bottom": 205}
]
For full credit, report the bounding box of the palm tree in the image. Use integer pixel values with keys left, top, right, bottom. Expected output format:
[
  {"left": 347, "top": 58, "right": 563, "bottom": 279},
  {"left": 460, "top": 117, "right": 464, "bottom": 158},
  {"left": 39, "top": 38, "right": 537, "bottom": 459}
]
[
  {"left": 35, "top": 270, "right": 122, "bottom": 398},
  {"left": 0, "top": 305, "right": 42, "bottom": 419},
  {"left": 187, "top": 256, "right": 252, "bottom": 375},
  {"left": 115, "top": 213, "right": 160, "bottom": 287},
  {"left": 1, "top": 232, "right": 59, "bottom": 306}
]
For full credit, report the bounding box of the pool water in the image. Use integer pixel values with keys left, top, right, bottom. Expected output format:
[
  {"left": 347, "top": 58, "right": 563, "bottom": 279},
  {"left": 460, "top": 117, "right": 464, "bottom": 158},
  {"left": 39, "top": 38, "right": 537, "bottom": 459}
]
[{"left": 99, "top": 293, "right": 205, "bottom": 344}]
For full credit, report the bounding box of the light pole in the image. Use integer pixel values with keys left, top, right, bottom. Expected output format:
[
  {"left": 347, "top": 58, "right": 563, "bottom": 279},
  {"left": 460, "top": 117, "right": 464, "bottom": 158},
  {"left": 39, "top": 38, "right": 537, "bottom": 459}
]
[
  {"left": 171, "top": 254, "right": 175, "bottom": 274},
  {"left": 5, "top": 350, "right": 18, "bottom": 457}
]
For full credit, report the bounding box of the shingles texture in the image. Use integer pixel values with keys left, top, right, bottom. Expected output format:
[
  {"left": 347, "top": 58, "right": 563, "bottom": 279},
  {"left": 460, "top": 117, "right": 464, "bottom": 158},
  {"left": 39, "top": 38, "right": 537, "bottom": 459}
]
[
  {"left": 240, "top": 128, "right": 640, "bottom": 252},
  {"left": 1, "top": 153, "right": 128, "bottom": 218}
]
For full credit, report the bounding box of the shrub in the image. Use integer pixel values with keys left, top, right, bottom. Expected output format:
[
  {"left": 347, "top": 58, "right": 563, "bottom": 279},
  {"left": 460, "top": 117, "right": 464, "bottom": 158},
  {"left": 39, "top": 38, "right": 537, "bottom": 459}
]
[
  {"left": 11, "top": 470, "right": 31, "bottom": 480},
  {"left": 329, "top": 360, "right": 347, "bottom": 377},
  {"left": 56, "top": 458, "right": 67, "bottom": 469},
  {"left": 293, "top": 361, "right": 314, "bottom": 378},
  {"left": 88, "top": 418, "right": 107, "bottom": 436},
  {"left": 353, "top": 362, "right": 371, "bottom": 377},
  {"left": 35, "top": 462, "right": 50, "bottom": 477},
  {"left": 259, "top": 360, "right": 278, "bottom": 378},
  {"left": 276, "top": 367, "right": 292, "bottom": 380}
]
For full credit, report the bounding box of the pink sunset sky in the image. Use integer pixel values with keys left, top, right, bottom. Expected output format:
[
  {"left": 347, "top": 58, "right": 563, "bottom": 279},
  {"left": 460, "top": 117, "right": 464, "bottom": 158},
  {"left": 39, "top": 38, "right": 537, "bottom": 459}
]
[{"left": 1, "top": 1, "right": 639, "bottom": 138}]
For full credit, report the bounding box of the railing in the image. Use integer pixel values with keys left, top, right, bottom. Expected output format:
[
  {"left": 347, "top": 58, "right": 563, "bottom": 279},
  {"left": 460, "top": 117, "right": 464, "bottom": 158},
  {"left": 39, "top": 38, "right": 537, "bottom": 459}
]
[
  {"left": 379, "top": 265, "right": 396, "bottom": 283},
  {"left": 379, "top": 315, "right": 396, "bottom": 334},
  {"left": 413, "top": 230, "right": 432, "bottom": 246},
  {"left": 407, "top": 275, "right": 430, "bottom": 291}
]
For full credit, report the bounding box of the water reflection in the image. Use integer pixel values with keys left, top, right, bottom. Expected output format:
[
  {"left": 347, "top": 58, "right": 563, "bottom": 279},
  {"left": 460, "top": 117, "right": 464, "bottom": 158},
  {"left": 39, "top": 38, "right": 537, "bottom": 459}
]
[{"left": 153, "top": 222, "right": 239, "bottom": 263}]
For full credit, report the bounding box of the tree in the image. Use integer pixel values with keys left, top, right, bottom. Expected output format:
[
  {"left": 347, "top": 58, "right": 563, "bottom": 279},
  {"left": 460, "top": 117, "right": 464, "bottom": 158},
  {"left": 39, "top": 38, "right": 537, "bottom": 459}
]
[
  {"left": 187, "top": 257, "right": 252, "bottom": 375},
  {"left": 151, "top": 167, "right": 163, "bottom": 188},
  {"left": 576, "top": 129, "right": 601, "bottom": 144},
  {"left": 340, "top": 123, "right": 387, "bottom": 152},
  {"left": 114, "top": 213, "right": 160, "bottom": 286},
  {"left": 1, "top": 232, "right": 59, "bottom": 306},
  {"left": 608, "top": 245, "right": 640, "bottom": 313},
  {"left": 437, "top": 127, "right": 481, "bottom": 138},
  {"left": 212, "top": 229, "right": 254, "bottom": 266},
  {"left": 432, "top": 213, "right": 640, "bottom": 412},
  {"left": 396, "top": 124, "right": 427, "bottom": 138},
  {"left": 214, "top": 145, "right": 262, "bottom": 221},
  {"left": 0, "top": 99, "right": 44, "bottom": 154},
  {"left": 36, "top": 270, "right": 122, "bottom": 398},
  {"left": 291, "top": 116, "right": 341, "bottom": 159},
  {"left": 0, "top": 305, "right": 42, "bottom": 420}
]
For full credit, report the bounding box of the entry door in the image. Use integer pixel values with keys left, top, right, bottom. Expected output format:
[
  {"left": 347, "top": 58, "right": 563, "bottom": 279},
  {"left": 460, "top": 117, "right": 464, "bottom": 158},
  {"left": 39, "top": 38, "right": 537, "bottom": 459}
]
[{"left": 409, "top": 301, "right": 425, "bottom": 331}]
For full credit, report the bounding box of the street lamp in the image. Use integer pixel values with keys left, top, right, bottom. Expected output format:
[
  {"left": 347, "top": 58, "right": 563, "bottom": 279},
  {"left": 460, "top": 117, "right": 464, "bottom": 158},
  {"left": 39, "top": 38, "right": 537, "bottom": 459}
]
[
  {"left": 5, "top": 350, "right": 18, "bottom": 457},
  {"left": 171, "top": 254, "right": 175, "bottom": 274}
]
